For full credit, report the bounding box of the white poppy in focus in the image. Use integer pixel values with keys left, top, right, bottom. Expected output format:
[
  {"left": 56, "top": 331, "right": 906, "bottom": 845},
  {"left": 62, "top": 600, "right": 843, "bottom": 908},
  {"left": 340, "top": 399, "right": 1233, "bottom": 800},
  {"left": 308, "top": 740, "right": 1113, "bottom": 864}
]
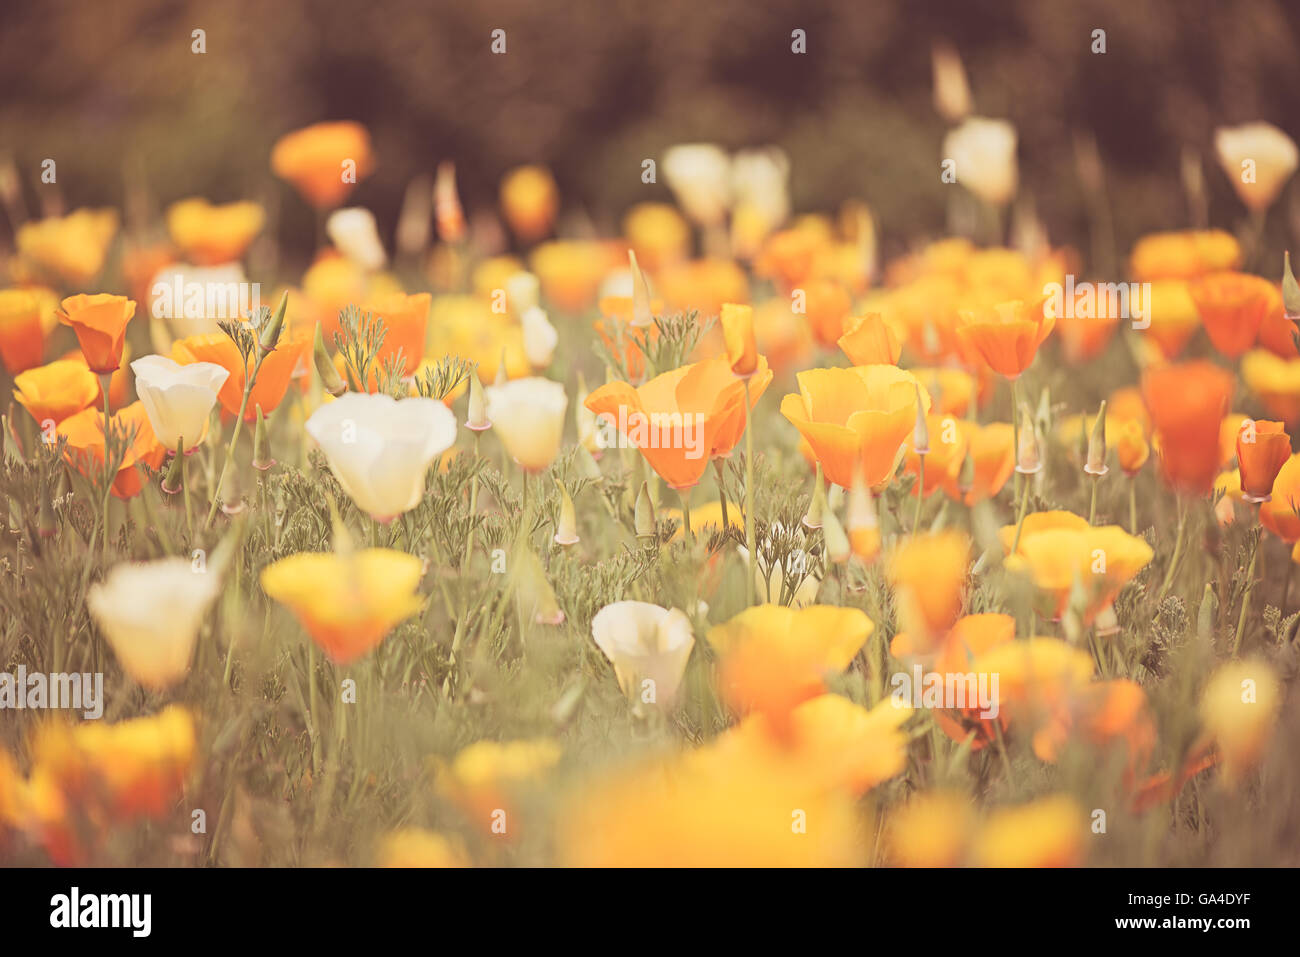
[
  {"left": 485, "top": 377, "right": 567, "bottom": 473},
  {"left": 306, "top": 392, "right": 457, "bottom": 522},
  {"left": 591, "top": 601, "right": 695, "bottom": 706},
  {"left": 131, "top": 354, "right": 230, "bottom": 452}
]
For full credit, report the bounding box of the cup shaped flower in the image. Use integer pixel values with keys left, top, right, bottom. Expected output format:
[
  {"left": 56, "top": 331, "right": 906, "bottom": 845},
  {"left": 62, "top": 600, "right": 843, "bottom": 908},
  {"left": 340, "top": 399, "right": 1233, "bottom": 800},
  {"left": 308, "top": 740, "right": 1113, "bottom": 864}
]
[
  {"left": 486, "top": 377, "right": 568, "bottom": 473},
  {"left": 57, "top": 401, "right": 166, "bottom": 499},
  {"left": 587, "top": 357, "right": 770, "bottom": 489},
  {"left": 1259, "top": 453, "right": 1300, "bottom": 542},
  {"left": 707, "top": 604, "right": 874, "bottom": 734},
  {"left": 1236, "top": 419, "right": 1291, "bottom": 503},
  {"left": 780, "top": 365, "right": 931, "bottom": 489},
  {"left": 172, "top": 328, "right": 310, "bottom": 421},
  {"left": 1005, "top": 524, "right": 1153, "bottom": 623},
  {"left": 13, "top": 358, "right": 100, "bottom": 427},
  {"left": 942, "top": 116, "right": 1018, "bottom": 207},
  {"left": 270, "top": 121, "right": 375, "bottom": 208},
  {"left": 955, "top": 298, "right": 1053, "bottom": 379},
  {"left": 1188, "top": 271, "right": 1275, "bottom": 358},
  {"left": 260, "top": 548, "right": 424, "bottom": 663},
  {"left": 165, "top": 198, "right": 265, "bottom": 266},
  {"left": 57, "top": 294, "right": 136, "bottom": 374},
  {"left": 1141, "top": 360, "right": 1234, "bottom": 495},
  {"left": 305, "top": 392, "right": 457, "bottom": 522},
  {"left": 131, "top": 355, "right": 230, "bottom": 453},
  {"left": 0, "top": 289, "right": 46, "bottom": 373},
  {"left": 87, "top": 557, "right": 222, "bottom": 690},
  {"left": 1214, "top": 122, "right": 1299, "bottom": 213},
  {"left": 591, "top": 601, "right": 695, "bottom": 707}
]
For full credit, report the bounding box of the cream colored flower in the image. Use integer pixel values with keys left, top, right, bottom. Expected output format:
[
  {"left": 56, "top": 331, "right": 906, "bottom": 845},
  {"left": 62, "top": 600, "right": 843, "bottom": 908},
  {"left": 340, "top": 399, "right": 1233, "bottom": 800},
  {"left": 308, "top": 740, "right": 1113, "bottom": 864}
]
[
  {"left": 521, "top": 306, "right": 558, "bottom": 368},
  {"left": 943, "top": 117, "right": 1018, "bottom": 207},
  {"left": 305, "top": 392, "right": 457, "bottom": 522},
  {"left": 131, "top": 354, "right": 229, "bottom": 452},
  {"left": 591, "top": 601, "right": 695, "bottom": 706},
  {"left": 730, "top": 147, "right": 790, "bottom": 235},
  {"left": 505, "top": 271, "right": 541, "bottom": 315},
  {"left": 87, "top": 557, "right": 222, "bottom": 689},
  {"left": 485, "top": 377, "right": 567, "bottom": 472},
  {"left": 662, "top": 143, "right": 732, "bottom": 226},
  {"left": 326, "top": 207, "right": 387, "bottom": 270},
  {"left": 1214, "top": 122, "right": 1299, "bottom": 212}
]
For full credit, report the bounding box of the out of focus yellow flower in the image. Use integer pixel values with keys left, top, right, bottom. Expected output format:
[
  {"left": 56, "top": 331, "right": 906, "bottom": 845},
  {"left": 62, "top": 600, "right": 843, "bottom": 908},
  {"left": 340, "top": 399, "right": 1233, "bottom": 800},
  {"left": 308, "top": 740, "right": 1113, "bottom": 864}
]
[
  {"left": 1214, "top": 122, "right": 1298, "bottom": 212},
  {"left": 166, "top": 198, "right": 264, "bottom": 265},
  {"left": 15, "top": 208, "right": 118, "bottom": 286},
  {"left": 1005, "top": 524, "right": 1153, "bottom": 623},
  {"left": 720, "top": 301, "right": 757, "bottom": 376},
  {"left": 1198, "top": 658, "right": 1281, "bottom": 786},
  {"left": 708, "top": 604, "right": 873, "bottom": 732},
  {"left": 887, "top": 790, "right": 976, "bottom": 866},
  {"left": 622, "top": 202, "right": 690, "bottom": 270},
  {"left": 838, "top": 313, "right": 901, "bottom": 365},
  {"left": 500, "top": 165, "right": 559, "bottom": 242},
  {"left": 971, "top": 795, "right": 1087, "bottom": 867},
  {"left": 557, "top": 752, "right": 863, "bottom": 866},
  {"left": 1116, "top": 419, "right": 1150, "bottom": 476},
  {"left": 88, "top": 557, "right": 222, "bottom": 690},
  {"left": 436, "top": 739, "right": 561, "bottom": 838},
  {"left": 1129, "top": 229, "right": 1241, "bottom": 283},
  {"left": 261, "top": 548, "right": 424, "bottom": 663},
  {"left": 1242, "top": 349, "right": 1300, "bottom": 424},
  {"left": 529, "top": 240, "right": 616, "bottom": 313},
  {"left": 656, "top": 257, "right": 751, "bottom": 325},
  {"left": 428, "top": 295, "right": 528, "bottom": 382},
  {"left": 887, "top": 530, "right": 969, "bottom": 646},
  {"left": 271, "top": 121, "right": 374, "bottom": 208},
  {"left": 0, "top": 289, "right": 46, "bottom": 373},
  {"left": 375, "top": 828, "right": 468, "bottom": 868},
  {"left": 945, "top": 420, "right": 1015, "bottom": 505}
]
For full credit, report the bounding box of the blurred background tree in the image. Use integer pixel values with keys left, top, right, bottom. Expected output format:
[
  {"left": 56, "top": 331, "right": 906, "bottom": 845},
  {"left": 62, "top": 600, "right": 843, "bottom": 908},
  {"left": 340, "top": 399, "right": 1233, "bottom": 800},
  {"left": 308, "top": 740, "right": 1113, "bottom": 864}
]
[{"left": 2, "top": 0, "right": 1300, "bottom": 269}]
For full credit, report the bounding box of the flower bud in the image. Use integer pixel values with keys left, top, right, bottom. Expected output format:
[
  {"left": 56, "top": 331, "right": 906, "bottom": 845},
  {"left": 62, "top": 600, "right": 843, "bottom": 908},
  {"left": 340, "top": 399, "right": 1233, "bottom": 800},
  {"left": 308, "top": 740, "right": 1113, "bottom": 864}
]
[
  {"left": 553, "top": 479, "right": 579, "bottom": 547},
  {"left": 466, "top": 374, "right": 491, "bottom": 432},
  {"left": 635, "top": 481, "right": 656, "bottom": 542},
  {"left": 313, "top": 321, "right": 347, "bottom": 397},
  {"left": 1084, "top": 400, "right": 1108, "bottom": 477},
  {"left": 252, "top": 404, "right": 275, "bottom": 471},
  {"left": 1015, "top": 403, "right": 1041, "bottom": 474},
  {"left": 258, "top": 290, "right": 289, "bottom": 356}
]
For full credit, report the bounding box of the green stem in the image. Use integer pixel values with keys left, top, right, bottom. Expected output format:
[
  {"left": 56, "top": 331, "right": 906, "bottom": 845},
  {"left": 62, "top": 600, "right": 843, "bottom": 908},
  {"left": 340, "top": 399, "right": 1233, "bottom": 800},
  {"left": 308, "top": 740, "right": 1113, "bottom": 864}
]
[
  {"left": 100, "top": 375, "right": 112, "bottom": 562},
  {"left": 1157, "top": 498, "right": 1188, "bottom": 601},
  {"left": 679, "top": 487, "right": 692, "bottom": 542},
  {"left": 1010, "top": 469, "right": 1032, "bottom": 553},
  {"left": 713, "top": 458, "right": 729, "bottom": 530},
  {"left": 1088, "top": 476, "right": 1099, "bottom": 525},
  {"left": 742, "top": 378, "right": 756, "bottom": 607},
  {"left": 1232, "top": 529, "right": 1260, "bottom": 657},
  {"left": 1128, "top": 479, "right": 1137, "bottom": 534},
  {"left": 912, "top": 454, "right": 926, "bottom": 534}
]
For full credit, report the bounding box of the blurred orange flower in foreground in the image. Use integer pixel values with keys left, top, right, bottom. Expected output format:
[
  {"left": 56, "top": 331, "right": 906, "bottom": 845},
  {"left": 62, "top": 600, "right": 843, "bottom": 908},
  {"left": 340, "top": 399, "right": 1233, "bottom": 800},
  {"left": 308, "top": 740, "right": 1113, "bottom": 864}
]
[
  {"left": 57, "top": 401, "right": 166, "bottom": 499},
  {"left": 13, "top": 359, "right": 100, "bottom": 426},
  {"left": 166, "top": 198, "right": 265, "bottom": 266},
  {"left": 1188, "top": 271, "right": 1275, "bottom": 358},
  {"left": 0, "top": 289, "right": 45, "bottom": 373}
]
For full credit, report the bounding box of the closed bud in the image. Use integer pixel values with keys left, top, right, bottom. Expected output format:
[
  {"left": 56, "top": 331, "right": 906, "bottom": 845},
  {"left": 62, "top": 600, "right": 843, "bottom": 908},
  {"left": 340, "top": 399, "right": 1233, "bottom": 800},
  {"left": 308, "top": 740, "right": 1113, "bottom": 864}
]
[
  {"left": 252, "top": 404, "right": 275, "bottom": 471},
  {"left": 1084, "top": 400, "right": 1108, "bottom": 477},
  {"left": 553, "top": 479, "right": 579, "bottom": 547},
  {"left": 822, "top": 505, "right": 850, "bottom": 565},
  {"left": 911, "top": 384, "right": 930, "bottom": 455},
  {"left": 1015, "top": 403, "right": 1042, "bottom": 474},
  {"left": 635, "top": 481, "right": 656, "bottom": 542},
  {"left": 313, "top": 322, "right": 347, "bottom": 397},
  {"left": 629, "top": 249, "right": 654, "bottom": 329},
  {"left": 466, "top": 374, "right": 491, "bottom": 431},
  {"left": 258, "top": 290, "right": 289, "bottom": 355}
]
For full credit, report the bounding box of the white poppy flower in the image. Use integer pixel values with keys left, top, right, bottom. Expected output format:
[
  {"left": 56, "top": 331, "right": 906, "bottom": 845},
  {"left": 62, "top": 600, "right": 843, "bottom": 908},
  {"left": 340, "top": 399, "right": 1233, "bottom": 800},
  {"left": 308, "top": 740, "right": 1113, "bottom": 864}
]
[
  {"left": 327, "top": 207, "right": 387, "bottom": 270},
  {"left": 131, "top": 354, "right": 230, "bottom": 452},
  {"left": 521, "top": 306, "right": 558, "bottom": 368},
  {"left": 485, "top": 377, "right": 567, "bottom": 473},
  {"left": 1215, "top": 122, "right": 1299, "bottom": 212},
  {"left": 591, "top": 601, "right": 695, "bottom": 706},
  {"left": 662, "top": 143, "right": 732, "bottom": 226},
  {"left": 87, "top": 556, "right": 222, "bottom": 690},
  {"left": 306, "top": 392, "right": 457, "bottom": 522},
  {"left": 943, "top": 117, "right": 1018, "bottom": 207}
]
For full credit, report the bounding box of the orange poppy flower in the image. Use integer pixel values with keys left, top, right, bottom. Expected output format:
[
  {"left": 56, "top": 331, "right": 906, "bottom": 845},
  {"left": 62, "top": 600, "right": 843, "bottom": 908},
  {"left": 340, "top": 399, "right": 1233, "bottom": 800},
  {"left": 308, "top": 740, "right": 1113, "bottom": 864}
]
[
  {"left": 752, "top": 299, "right": 815, "bottom": 375},
  {"left": 1115, "top": 420, "right": 1150, "bottom": 476},
  {"left": 56, "top": 294, "right": 136, "bottom": 374},
  {"left": 1236, "top": 419, "right": 1291, "bottom": 502},
  {"left": 500, "top": 165, "right": 560, "bottom": 243},
  {"left": 903, "top": 414, "right": 967, "bottom": 496},
  {"left": 172, "top": 329, "right": 310, "bottom": 421},
  {"left": 1032, "top": 679, "right": 1156, "bottom": 787},
  {"left": 926, "top": 613, "right": 1016, "bottom": 750},
  {"left": 0, "top": 289, "right": 45, "bottom": 373},
  {"left": 1141, "top": 280, "right": 1202, "bottom": 359},
  {"left": 1253, "top": 284, "right": 1296, "bottom": 358},
  {"left": 656, "top": 257, "right": 751, "bottom": 322},
  {"left": 1129, "top": 229, "right": 1241, "bottom": 283},
  {"left": 780, "top": 365, "right": 931, "bottom": 489},
  {"left": 754, "top": 227, "right": 823, "bottom": 290},
  {"left": 838, "top": 313, "right": 901, "bottom": 365},
  {"left": 364, "top": 291, "right": 430, "bottom": 376},
  {"left": 943, "top": 420, "right": 1015, "bottom": 504},
  {"left": 13, "top": 359, "right": 101, "bottom": 427},
  {"left": 530, "top": 240, "right": 618, "bottom": 314},
  {"left": 955, "top": 298, "right": 1053, "bottom": 379},
  {"left": 801, "top": 278, "right": 853, "bottom": 348},
  {"left": 57, "top": 401, "right": 166, "bottom": 499},
  {"left": 1006, "top": 525, "right": 1153, "bottom": 623},
  {"left": 585, "top": 356, "right": 771, "bottom": 490},
  {"left": 270, "top": 121, "right": 374, "bottom": 208},
  {"left": 1259, "top": 454, "right": 1300, "bottom": 541},
  {"left": 720, "top": 302, "right": 758, "bottom": 376},
  {"left": 887, "top": 531, "right": 970, "bottom": 646},
  {"left": 1141, "top": 360, "right": 1234, "bottom": 495},
  {"left": 1188, "top": 271, "right": 1275, "bottom": 358},
  {"left": 166, "top": 198, "right": 265, "bottom": 266}
]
